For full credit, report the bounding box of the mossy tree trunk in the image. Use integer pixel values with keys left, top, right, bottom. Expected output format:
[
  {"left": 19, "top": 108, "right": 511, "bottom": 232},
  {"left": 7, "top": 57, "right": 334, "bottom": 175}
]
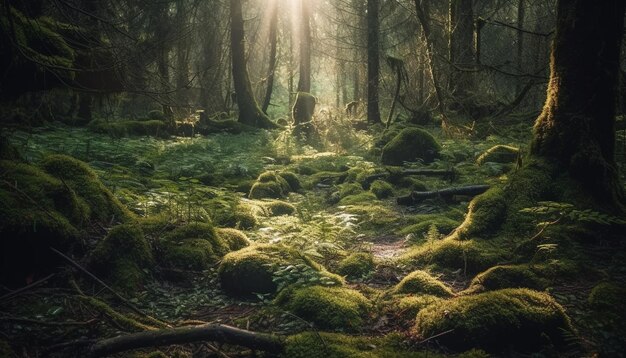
[
  {"left": 366, "top": 0, "right": 382, "bottom": 124},
  {"left": 229, "top": 0, "right": 276, "bottom": 129},
  {"left": 531, "top": 0, "right": 625, "bottom": 211}
]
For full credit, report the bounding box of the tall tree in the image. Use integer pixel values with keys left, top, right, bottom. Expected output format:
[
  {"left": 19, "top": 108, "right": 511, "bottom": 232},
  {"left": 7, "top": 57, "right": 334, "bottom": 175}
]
[
  {"left": 297, "top": 0, "right": 312, "bottom": 93},
  {"left": 531, "top": 0, "right": 625, "bottom": 209},
  {"left": 229, "top": 0, "right": 275, "bottom": 128},
  {"left": 261, "top": 0, "right": 279, "bottom": 114},
  {"left": 448, "top": 0, "right": 475, "bottom": 102},
  {"left": 366, "top": 0, "right": 381, "bottom": 124}
]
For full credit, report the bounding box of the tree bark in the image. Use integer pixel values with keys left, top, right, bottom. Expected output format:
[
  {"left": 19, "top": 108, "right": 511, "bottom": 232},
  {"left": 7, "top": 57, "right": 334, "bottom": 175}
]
[
  {"left": 366, "top": 0, "right": 382, "bottom": 124},
  {"left": 448, "top": 0, "right": 475, "bottom": 101},
  {"left": 88, "top": 323, "right": 284, "bottom": 357},
  {"left": 531, "top": 0, "right": 625, "bottom": 209},
  {"left": 297, "top": 0, "right": 312, "bottom": 93},
  {"left": 261, "top": 0, "right": 279, "bottom": 114},
  {"left": 230, "top": 0, "right": 276, "bottom": 129}
]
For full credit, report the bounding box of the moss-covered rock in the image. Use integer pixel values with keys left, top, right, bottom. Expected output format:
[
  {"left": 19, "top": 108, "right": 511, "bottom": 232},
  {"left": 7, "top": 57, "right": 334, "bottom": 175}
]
[
  {"left": 476, "top": 145, "right": 519, "bottom": 165},
  {"left": 263, "top": 200, "right": 297, "bottom": 216},
  {"left": 218, "top": 244, "right": 343, "bottom": 297},
  {"left": 249, "top": 171, "right": 293, "bottom": 199},
  {"left": 381, "top": 128, "right": 441, "bottom": 165},
  {"left": 278, "top": 171, "right": 301, "bottom": 191},
  {"left": 466, "top": 265, "right": 546, "bottom": 293},
  {"left": 337, "top": 252, "right": 375, "bottom": 279},
  {"left": 337, "top": 183, "right": 364, "bottom": 198},
  {"left": 414, "top": 288, "right": 574, "bottom": 352},
  {"left": 216, "top": 227, "right": 250, "bottom": 251},
  {"left": 455, "top": 188, "right": 507, "bottom": 239},
  {"left": 393, "top": 270, "right": 454, "bottom": 297},
  {"left": 588, "top": 282, "right": 626, "bottom": 310},
  {"left": 276, "top": 286, "right": 372, "bottom": 330},
  {"left": 157, "top": 223, "right": 228, "bottom": 271},
  {"left": 394, "top": 295, "right": 443, "bottom": 321},
  {"left": 91, "top": 224, "right": 153, "bottom": 293},
  {"left": 370, "top": 180, "right": 394, "bottom": 199}
]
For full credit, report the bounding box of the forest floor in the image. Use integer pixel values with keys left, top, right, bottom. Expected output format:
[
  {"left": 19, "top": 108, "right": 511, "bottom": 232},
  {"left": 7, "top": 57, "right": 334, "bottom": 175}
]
[{"left": 1, "top": 119, "right": 625, "bottom": 357}]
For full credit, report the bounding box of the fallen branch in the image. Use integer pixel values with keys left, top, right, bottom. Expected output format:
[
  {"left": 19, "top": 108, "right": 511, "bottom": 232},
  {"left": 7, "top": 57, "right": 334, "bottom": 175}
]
[
  {"left": 397, "top": 185, "right": 490, "bottom": 205},
  {"left": 88, "top": 323, "right": 284, "bottom": 357}
]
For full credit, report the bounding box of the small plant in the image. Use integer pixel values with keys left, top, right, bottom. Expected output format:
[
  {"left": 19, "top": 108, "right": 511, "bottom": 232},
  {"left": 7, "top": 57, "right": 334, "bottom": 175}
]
[{"left": 271, "top": 263, "right": 339, "bottom": 293}]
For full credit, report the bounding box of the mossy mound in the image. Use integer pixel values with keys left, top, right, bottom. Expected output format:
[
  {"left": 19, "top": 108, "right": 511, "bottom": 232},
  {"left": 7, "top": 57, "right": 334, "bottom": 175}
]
[
  {"left": 216, "top": 228, "right": 250, "bottom": 251},
  {"left": 88, "top": 119, "right": 168, "bottom": 138},
  {"left": 249, "top": 171, "right": 293, "bottom": 199},
  {"left": 282, "top": 332, "right": 434, "bottom": 358},
  {"left": 588, "top": 282, "right": 626, "bottom": 310},
  {"left": 455, "top": 188, "right": 507, "bottom": 239},
  {"left": 476, "top": 145, "right": 519, "bottom": 165},
  {"left": 276, "top": 286, "right": 372, "bottom": 331},
  {"left": 393, "top": 270, "right": 454, "bottom": 297},
  {"left": 157, "top": 223, "right": 229, "bottom": 271},
  {"left": 381, "top": 128, "right": 441, "bottom": 165},
  {"left": 466, "top": 265, "right": 546, "bottom": 293},
  {"left": 90, "top": 224, "right": 153, "bottom": 293},
  {"left": 0, "top": 157, "right": 130, "bottom": 286},
  {"left": 339, "top": 192, "right": 378, "bottom": 205},
  {"left": 218, "top": 244, "right": 343, "bottom": 297},
  {"left": 263, "top": 200, "right": 297, "bottom": 216},
  {"left": 278, "top": 171, "right": 301, "bottom": 191},
  {"left": 337, "top": 252, "right": 375, "bottom": 279},
  {"left": 394, "top": 295, "right": 443, "bottom": 321},
  {"left": 414, "top": 288, "right": 574, "bottom": 353},
  {"left": 338, "top": 183, "right": 364, "bottom": 198},
  {"left": 399, "top": 237, "right": 499, "bottom": 274},
  {"left": 370, "top": 180, "right": 394, "bottom": 199},
  {"left": 41, "top": 154, "right": 132, "bottom": 223}
]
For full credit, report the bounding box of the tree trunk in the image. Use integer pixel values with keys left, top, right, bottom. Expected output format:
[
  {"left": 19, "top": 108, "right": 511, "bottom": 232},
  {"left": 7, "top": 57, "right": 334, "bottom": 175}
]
[
  {"left": 516, "top": 0, "right": 525, "bottom": 93},
  {"left": 261, "top": 0, "right": 279, "bottom": 114},
  {"left": 175, "top": 0, "right": 190, "bottom": 109},
  {"left": 199, "top": 2, "right": 225, "bottom": 113},
  {"left": 366, "top": 0, "right": 382, "bottom": 124},
  {"left": 531, "top": 0, "right": 625, "bottom": 209},
  {"left": 297, "top": 0, "right": 312, "bottom": 93},
  {"left": 230, "top": 0, "right": 276, "bottom": 129},
  {"left": 448, "top": 0, "right": 475, "bottom": 101}
]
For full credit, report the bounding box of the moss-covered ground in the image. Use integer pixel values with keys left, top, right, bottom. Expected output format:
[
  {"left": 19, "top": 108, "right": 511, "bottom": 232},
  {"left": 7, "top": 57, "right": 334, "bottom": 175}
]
[{"left": 1, "top": 120, "right": 624, "bottom": 357}]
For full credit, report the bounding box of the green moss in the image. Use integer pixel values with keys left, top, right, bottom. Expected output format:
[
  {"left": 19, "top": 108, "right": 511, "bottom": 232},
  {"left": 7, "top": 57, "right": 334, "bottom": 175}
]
[
  {"left": 283, "top": 332, "right": 434, "bottom": 358},
  {"left": 79, "top": 296, "right": 157, "bottom": 331},
  {"left": 88, "top": 119, "right": 168, "bottom": 138},
  {"left": 381, "top": 128, "right": 441, "bottom": 165},
  {"left": 264, "top": 200, "right": 297, "bottom": 216},
  {"left": 588, "top": 282, "right": 626, "bottom": 310},
  {"left": 466, "top": 265, "right": 546, "bottom": 293},
  {"left": 476, "top": 145, "right": 519, "bottom": 165},
  {"left": 91, "top": 224, "right": 153, "bottom": 293},
  {"left": 393, "top": 270, "right": 454, "bottom": 297},
  {"left": 276, "top": 286, "right": 372, "bottom": 330},
  {"left": 414, "top": 288, "right": 574, "bottom": 352},
  {"left": 396, "top": 177, "right": 429, "bottom": 191},
  {"left": 338, "top": 192, "right": 377, "bottom": 205},
  {"left": 278, "top": 171, "right": 301, "bottom": 191},
  {"left": 338, "top": 183, "right": 364, "bottom": 198},
  {"left": 218, "top": 244, "right": 343, "bottom": 297},
  {"left": 455, "top": 188, "right": 507, "bottom": 239},
  {"left": 41, "top": 154, "right": 133, "bottom": 223},
  {"left": 395, "top": 295, "right": 443, "bottom": 321},
  {"left": 337, "top": 252, "right": 375, "bottom": 279},
  {"left": 249, "top": 171, "right": 292, "bottom": 199},
  {"left": 370, "top": 180, "right": 394, "bottom": 199},
  {"left": 216, "top": 227, "right": 250, "bottom": 251},
  {"left": 157, "top": 223, "right": 228, "bottom": 271},
  {"left": 399, "top": 237, "right": 498, "bottom": 274}
]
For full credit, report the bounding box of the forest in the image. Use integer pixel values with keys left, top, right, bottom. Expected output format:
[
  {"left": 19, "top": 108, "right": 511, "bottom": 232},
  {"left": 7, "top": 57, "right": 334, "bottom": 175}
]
[{"left": 0, "top": 0, "right": 625, "bottom": 357}]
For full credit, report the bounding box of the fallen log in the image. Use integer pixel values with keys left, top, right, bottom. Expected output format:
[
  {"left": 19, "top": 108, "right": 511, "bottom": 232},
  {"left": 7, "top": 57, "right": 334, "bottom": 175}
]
[
  {"left": 397, "top": 185, "right": 490, "bottom": 205},
  {"left": 89, "top": 323, "right": 284, "bottom": 357}
]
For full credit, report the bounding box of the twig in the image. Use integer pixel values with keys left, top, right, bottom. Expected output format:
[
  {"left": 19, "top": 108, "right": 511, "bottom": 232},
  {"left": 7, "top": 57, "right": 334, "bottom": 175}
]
[
  {"left": 418, "top": 329, "right": 454, "bottom": 344},
  {"left": 0, "top": 274, "right": 55, "bottom": 302}
]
